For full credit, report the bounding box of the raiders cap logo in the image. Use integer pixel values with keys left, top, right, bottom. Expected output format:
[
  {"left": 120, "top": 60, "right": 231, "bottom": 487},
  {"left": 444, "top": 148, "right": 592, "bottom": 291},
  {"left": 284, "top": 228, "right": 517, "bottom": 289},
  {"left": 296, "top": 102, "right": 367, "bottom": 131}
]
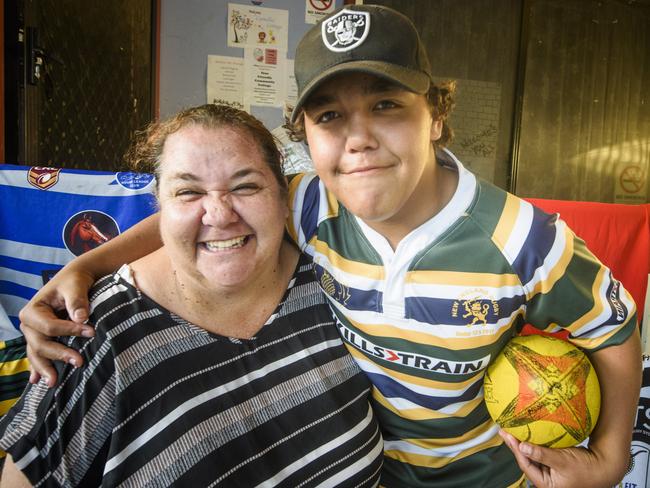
[{"left": 321, "top": 9, "right": 370, "bottom": 53}]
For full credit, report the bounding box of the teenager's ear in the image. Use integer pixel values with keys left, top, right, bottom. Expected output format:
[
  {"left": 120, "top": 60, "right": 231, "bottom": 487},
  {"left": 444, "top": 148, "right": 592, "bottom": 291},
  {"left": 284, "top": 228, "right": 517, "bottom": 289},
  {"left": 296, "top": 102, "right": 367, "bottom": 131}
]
[{"left": 430, "top": 119, "right": 443, "bottom": 143}]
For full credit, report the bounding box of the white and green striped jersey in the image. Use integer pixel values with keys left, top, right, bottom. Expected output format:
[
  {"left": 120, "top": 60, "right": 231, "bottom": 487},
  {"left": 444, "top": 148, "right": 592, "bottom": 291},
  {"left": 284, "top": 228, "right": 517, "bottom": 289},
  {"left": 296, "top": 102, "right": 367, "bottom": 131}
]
[{"left": 287, "top": 148, "right": 637, "bottom": 488}]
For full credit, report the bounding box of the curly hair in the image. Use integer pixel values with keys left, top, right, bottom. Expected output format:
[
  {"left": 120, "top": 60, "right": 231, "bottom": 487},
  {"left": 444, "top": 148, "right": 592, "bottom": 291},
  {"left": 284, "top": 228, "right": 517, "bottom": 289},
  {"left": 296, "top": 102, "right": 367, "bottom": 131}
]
[
  {"left": 125, "top": 104, "right": 286, "bottom": 195},
  {"left": 427, "top": 80, "right": 456, "bottom": 147},
  {"left": 284, "top": 79, "right": 456, "bottom": 148}
]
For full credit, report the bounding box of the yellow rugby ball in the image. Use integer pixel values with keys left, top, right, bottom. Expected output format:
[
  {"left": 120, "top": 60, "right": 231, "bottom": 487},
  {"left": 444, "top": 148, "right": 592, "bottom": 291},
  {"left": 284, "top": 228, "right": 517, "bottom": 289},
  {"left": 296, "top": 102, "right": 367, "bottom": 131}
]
[{"left": 484, "top": 334, "right": 600, "bottom": 448}]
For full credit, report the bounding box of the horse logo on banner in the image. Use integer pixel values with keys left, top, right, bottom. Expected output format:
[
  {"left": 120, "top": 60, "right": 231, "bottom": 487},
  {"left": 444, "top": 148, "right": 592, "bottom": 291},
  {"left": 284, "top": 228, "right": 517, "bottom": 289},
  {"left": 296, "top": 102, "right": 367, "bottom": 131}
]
[{"left": 63, "top": 210, "right": 119, "bottom": 256}]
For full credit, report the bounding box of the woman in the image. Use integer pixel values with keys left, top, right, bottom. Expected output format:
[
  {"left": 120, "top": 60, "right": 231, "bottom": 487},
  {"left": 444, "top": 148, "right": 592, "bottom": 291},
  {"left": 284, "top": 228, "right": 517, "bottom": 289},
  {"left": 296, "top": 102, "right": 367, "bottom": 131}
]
[{"left": 0, "top": 104, "right": 383, "bottom": 487}]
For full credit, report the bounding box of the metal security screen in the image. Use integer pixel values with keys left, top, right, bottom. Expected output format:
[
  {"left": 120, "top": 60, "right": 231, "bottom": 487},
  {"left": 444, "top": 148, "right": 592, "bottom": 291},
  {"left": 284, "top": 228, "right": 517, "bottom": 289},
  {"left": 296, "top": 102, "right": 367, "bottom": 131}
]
[{"left": 10, "top": 0, "right": 154, "bottom": 171}]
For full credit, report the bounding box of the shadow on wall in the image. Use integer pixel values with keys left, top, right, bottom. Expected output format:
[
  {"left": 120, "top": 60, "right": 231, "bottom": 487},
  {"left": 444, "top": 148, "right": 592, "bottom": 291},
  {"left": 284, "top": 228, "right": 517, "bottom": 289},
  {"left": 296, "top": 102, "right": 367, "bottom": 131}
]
[{"left": 569, "top": 138, "right": 649, "bottom": 203}]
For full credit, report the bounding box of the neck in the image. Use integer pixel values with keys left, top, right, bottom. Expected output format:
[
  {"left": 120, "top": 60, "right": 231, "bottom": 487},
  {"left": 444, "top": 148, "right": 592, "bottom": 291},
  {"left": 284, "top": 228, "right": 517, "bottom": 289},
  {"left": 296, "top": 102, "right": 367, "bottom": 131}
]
[{"left": 134, "top": 242, "right": 298, "bottom": 338}]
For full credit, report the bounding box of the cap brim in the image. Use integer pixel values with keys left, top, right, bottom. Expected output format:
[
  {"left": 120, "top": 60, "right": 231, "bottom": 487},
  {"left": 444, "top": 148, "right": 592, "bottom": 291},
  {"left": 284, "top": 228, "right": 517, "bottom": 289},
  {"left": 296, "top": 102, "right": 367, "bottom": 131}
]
[{"left": 290, "top": 61, "right": 431, "bottom": 124}]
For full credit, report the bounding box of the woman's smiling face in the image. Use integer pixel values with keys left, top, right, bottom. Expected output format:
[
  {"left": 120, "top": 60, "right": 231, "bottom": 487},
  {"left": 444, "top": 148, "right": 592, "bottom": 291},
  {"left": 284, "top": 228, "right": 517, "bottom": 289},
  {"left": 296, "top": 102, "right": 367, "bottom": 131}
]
[{"left": 157, "top": 124, "right": 289, "bottom": 292}]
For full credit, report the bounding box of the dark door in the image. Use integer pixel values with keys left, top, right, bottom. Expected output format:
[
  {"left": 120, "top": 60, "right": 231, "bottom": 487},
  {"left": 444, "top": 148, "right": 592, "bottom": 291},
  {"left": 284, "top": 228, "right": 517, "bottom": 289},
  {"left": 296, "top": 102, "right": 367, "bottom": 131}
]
[{"left": 4, "top": 0, "right": 154, "bottom": 171}]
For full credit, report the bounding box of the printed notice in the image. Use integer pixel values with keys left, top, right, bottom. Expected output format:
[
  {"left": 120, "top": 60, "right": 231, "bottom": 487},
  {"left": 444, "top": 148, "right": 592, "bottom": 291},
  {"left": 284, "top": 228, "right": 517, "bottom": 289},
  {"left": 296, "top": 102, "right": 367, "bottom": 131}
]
[
  {"left": 244, "top": 47, "right": 285, "bottom": 107},
  {"left": 612, "top": 139, "right": 649, "bottom": 203},
  {"left": 227, "top": 4, "right": 288, "bottom": 51},
  {"left": 206, "top": 55, "right": 248, "bottom": 111},
  {"left": 615, "top": 161, "right": 648, "bottom": 204},
  {"left": 285, "top": 59, "right": 298, "bottom": 108},
  {"left": 305, "top": 0, "right": 336, "bottom": 24}
]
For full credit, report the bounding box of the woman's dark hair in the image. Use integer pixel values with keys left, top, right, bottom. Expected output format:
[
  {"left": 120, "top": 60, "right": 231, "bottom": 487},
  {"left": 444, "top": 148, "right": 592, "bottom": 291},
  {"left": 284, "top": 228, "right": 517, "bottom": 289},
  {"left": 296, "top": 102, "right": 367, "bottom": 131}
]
[
  {"left": 284, "top": 79, "right": 456, "bottom": 148},
  {"left": 126, "top": 104, "right": 286, "bottom": 194}
]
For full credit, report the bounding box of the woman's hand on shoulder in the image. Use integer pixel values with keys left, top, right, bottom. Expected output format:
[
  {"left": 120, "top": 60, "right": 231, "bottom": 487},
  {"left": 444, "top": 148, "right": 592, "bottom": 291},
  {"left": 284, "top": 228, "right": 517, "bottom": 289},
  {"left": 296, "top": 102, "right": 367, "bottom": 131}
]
[{"left": 19, "top": 266, "right": 96, "bottom": 387}]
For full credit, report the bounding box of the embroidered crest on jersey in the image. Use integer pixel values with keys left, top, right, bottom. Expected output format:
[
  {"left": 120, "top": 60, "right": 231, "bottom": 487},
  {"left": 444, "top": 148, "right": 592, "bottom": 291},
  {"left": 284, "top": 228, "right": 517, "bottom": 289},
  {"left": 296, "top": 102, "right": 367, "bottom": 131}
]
[
  {"left": 321, "top": 9, "right": 370, "bottom": 52},
  {"left": 27, "top": 166, "right": 61, "bottom": 190},
  {"left": 452, "top": 289, "right": 500, "bottom": 327},
  {"left": 320, "top": 268, "right": 351, "bottom": 306}
]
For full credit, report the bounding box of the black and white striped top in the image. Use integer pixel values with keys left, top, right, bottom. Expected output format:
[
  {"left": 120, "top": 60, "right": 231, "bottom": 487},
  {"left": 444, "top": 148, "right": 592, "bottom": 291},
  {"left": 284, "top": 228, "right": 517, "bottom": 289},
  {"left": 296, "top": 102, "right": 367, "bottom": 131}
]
[{"left": 0, "top": 255, "right": 383, "bottom": 487}]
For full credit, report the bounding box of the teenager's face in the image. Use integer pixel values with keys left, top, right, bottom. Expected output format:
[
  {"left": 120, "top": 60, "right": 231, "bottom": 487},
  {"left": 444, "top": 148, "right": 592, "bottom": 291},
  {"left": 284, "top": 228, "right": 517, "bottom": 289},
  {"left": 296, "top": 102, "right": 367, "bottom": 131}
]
[
  {"left": 303, "top": 73, "right": 442, "bottom": 229},
  {"left": 157, "top": 125, "right": 289, "bottom": 292}
]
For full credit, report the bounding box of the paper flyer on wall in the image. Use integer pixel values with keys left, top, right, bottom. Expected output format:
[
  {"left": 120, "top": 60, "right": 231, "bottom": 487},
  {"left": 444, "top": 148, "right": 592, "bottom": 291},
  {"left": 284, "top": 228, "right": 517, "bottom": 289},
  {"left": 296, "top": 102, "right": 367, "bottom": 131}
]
[
  {"left": 227, "top": 3, "right": 288, "bottom": 52},
  {"left": 285, "top": 59, "right": 298, "bottom": 108},
  {"left": 206, "top": 55, "right": 248, "bottom": 111},
  {"left": 614, "top": 159, "right": 648, "bottom": 204},
  {"left": 243, "top": 47, "right": 285, "bottom": 108},
  {"left": 305, "top": 0, "right": 336, "bottom": 24}
]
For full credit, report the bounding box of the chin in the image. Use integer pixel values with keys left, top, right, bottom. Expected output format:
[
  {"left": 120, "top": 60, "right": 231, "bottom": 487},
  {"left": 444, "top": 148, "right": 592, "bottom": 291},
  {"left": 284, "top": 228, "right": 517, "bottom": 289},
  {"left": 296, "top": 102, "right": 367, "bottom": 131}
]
[
  {"left": 346, "top": 203, "right": 393, "bottom": 223},
  {"left": 342, "top": 191, "right": 395, "bottom": 216},
  {"left": 200, "top": 266, "right": 254, "bottom": 289}
]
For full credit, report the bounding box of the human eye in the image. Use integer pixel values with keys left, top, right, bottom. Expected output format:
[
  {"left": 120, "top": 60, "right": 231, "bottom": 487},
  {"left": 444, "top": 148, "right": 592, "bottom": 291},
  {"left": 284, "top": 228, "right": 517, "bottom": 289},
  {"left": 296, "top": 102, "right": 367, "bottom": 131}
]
[
  {"left": 374, "top": 99, "right": 399, "bottom": 111},
  {"left": 315, "top": 110, "right": 340, "bottom": 124},
  {"left": 231, "top": 182, "right": 262, "bottom": 195},
  {"left": 174, "top": 188, "right": 202, "bottom": 200}
]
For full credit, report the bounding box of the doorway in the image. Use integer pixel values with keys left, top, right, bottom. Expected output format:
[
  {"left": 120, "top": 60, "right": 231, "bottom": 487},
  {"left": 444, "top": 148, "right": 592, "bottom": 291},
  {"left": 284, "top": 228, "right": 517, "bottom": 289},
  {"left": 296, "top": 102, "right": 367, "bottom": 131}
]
[{"left": 4, "top": 0, "right": 155, "bottom": 171}]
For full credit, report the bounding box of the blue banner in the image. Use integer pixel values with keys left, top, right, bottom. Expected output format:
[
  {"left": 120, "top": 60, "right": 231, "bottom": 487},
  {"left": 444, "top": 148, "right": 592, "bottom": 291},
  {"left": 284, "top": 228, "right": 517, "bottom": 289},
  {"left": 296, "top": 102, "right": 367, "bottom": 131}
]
[{"left": 0, "top": 165, "right": 157, "bottom": 340}]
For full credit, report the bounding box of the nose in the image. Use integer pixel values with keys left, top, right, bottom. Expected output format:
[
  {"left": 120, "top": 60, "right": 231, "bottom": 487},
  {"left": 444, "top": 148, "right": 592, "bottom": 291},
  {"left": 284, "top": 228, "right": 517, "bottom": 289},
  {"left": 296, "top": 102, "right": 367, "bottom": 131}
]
[
  {"left": 344, "top": 114, "right": 379, "bottom": 153},
  {"left": 202, "top": 193, "right": 239, "bottom": 226}
]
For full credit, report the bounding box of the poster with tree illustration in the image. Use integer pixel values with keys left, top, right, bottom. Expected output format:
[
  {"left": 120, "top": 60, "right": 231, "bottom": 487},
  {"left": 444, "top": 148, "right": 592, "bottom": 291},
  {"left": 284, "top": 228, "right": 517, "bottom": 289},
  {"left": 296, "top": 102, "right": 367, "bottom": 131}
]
[{"left": 227, "top": 3, "right": 288, "bottom": 51}]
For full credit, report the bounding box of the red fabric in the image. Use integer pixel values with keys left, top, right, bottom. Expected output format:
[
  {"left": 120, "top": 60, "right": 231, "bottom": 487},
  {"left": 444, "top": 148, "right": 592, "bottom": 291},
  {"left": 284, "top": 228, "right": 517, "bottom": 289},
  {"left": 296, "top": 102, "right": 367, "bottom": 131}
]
[{"left": 521, "top": 199, "right": 650, "bottom": 336}]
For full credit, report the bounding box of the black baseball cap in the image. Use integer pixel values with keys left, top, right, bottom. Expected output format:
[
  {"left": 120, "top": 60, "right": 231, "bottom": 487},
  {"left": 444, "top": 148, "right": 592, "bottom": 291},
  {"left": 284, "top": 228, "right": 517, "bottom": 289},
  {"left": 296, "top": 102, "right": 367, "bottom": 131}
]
[{"left": 291, "top": 4, "right": 432, "bottom": 123}]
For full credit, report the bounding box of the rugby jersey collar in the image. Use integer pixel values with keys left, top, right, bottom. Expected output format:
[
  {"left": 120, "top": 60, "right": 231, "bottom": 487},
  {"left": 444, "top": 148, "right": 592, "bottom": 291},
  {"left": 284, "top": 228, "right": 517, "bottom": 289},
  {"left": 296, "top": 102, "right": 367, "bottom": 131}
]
[{"left": 354, "top": 148, "right": 477, "bottom": 260}]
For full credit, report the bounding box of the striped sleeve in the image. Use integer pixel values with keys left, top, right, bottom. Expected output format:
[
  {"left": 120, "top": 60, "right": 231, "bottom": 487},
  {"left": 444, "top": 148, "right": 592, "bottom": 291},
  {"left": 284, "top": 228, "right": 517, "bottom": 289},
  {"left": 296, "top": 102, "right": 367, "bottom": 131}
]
[
  {"left": 0, "top": 278, "right": 118, "bottom": 486},
  {"left": 287, "top": 173, "right": 340, "bottom": 254},
  {"left": 0, "top": 336, "right": 29, "bottom": 461},
  {"left": 492, "top": 194, "right": 637, "bottom": 350}
]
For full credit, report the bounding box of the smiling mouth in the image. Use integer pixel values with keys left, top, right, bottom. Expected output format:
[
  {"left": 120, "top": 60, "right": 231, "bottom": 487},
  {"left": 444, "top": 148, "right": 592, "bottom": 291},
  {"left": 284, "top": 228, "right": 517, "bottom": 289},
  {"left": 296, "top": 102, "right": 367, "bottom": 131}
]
[
  {"left": 344, "top": 166, "right": 389, "bottom": 175},
  {"left": 203, "top": 236, "right": 249, "bottom": 251}
]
